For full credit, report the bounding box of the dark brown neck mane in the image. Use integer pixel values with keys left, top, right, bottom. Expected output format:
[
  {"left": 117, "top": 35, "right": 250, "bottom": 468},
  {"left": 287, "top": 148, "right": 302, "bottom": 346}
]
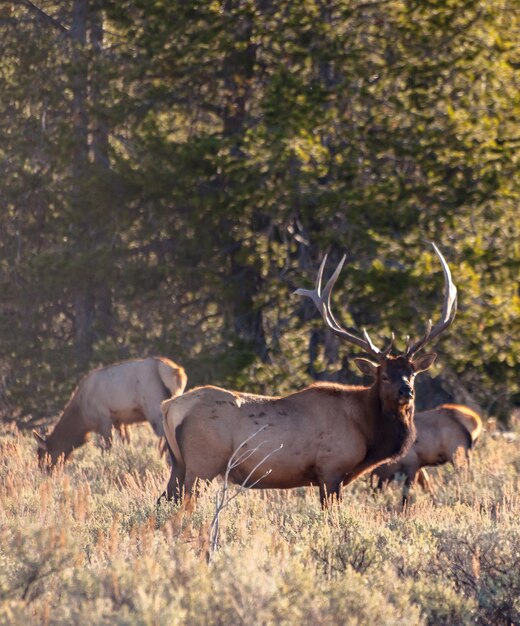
[{"left": 366, "top": 384, "right": 416, "bottom": 465}]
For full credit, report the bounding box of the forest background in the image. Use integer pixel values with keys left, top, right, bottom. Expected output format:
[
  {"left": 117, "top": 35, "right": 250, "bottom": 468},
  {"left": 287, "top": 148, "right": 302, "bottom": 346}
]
[{"left": 0, "top": 0, "right": 518, "bottom": 427}]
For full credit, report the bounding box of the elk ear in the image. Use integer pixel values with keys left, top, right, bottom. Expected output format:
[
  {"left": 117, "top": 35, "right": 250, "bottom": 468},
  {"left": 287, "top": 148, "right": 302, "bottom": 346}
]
[
  {"left": 411, "top": 352, "right": 437, "bottom": 373},
  {"left": 353, "top": 358, "right": 379, "bottom": 378},
  {"left": 32, "top": 430, "right": 48, "bottom": 451}
]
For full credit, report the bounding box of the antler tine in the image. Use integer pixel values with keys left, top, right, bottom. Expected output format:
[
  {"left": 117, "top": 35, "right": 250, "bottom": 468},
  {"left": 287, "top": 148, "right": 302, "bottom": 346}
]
[
  {"left": 320, "top": 255, "right": 349, "bottom": 329},
  {"left": 380, "top": 332, "right": 395, "bottom": 359},
  {"left": 406, "top": 319, "right": 432, "bottom": 357},
  {"left": 294, "top": 254, "right": 330, "bottom": 318},
  {"left": 432, "top": 241, "right": 458, "bottom": 327},
  {"left": 362, "top": 328, "right": 383, "bottom": 356},
  {"left": 295, "top": 255, "right": 382, "bottom": 358},
  {"left": 322, "top": 260, "right": 386, "bottom": 359},
  {"left": 315, "top": 253, "right": 329, "bottom": 298},
  {"left": 323, "top": 265, "right": 397, "bottom": 360},
  {"left": 321, "top": 254, "right": 346, "bottom": 304},
  {"left": 406, "top": 243, "right": 458, "bottom": 357}
]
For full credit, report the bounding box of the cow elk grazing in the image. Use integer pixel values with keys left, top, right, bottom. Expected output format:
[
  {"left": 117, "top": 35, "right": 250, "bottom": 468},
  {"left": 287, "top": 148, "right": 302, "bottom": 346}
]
[
  {"left": 33, "top": 357, "right": 187, "bottom": 467},
  {"left": 162, "top": 243, "right": 457, "bottom": 508},
  {"left": 372, "top": 403, "right": 482, "bottom": 507}
]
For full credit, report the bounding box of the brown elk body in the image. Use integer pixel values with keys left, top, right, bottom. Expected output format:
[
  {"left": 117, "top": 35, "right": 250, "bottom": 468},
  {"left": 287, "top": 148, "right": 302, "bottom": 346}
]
[
  {"left": 162, "top": 244, "right": 457, "bottom": 507},
  {"left": 372, "top": 403, "right": 482, "bottom": 506},
  {"left": 33, "top": 357, "right": 187, "bottom": 466}
]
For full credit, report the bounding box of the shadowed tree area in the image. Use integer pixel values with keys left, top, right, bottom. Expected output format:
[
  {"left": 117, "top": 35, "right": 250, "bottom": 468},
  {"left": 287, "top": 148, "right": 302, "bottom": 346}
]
[{"left": 0, "top": 0, "right": 518, "bottom": 425}]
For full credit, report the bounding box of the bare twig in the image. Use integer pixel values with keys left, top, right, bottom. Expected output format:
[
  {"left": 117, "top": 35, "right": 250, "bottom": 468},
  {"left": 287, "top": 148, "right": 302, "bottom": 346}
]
[{"left": 208, "top": 426, "right": 283, "bottom": 561}]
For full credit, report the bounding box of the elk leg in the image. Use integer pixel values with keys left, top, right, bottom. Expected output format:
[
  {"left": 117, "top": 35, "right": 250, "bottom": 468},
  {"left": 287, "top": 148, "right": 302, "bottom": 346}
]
[
  {"left": 179, "top": 458, "right": 223, "bottom": 510},
  {"left": 417, "top": 468, "right": 435, "bottom": 495},
  {"left": 99, "top": 422, "right": 114, "bottom": 451},
  {"left": 115, "top": 423, "right": 131, "bottom": 444},
  {"left": 143, "top": 404, "right": 165, "bottom": 438},
  {"left": 318, "top": 477, "right": 343, "bottom": 508},
  {"left": 165, "top": 460, "right": 186, "bottom": 504},
  {"left": 174, "top": 474, "right": 209, "bottom": 513},
  {"left": 418, "top": 468, "right": 438, "bottom": 506},
  {"left": 402, "top": 469, "right": 418, "bottom": 510},
  {"left": 117, "top": 424, "right": 125, "bottom": 443},
  {"left": 157, "top": 436, "right": 169, "bottom": 458},
  {"left": 369, "top": 470, "right": 390, "bottom": 492}
]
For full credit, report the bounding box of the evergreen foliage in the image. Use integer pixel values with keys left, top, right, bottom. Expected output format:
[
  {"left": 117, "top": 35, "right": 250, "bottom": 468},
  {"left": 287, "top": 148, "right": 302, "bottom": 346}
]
[{"left": 0, "top": 0, "right": 518, "bottom": 423}]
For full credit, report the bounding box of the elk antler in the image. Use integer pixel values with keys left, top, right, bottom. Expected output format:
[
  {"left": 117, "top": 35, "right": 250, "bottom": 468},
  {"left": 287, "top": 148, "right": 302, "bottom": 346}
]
[
  {"left": 404, "top": 242, "right": 458, "bottom": 357},
  {"left": 295, "top": 254, "right": 394, "bottom": 361}
]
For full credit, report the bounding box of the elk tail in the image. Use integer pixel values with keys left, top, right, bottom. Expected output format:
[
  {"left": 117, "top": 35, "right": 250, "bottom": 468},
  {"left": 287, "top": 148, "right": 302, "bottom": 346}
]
[
  {"left": 157, "top": 358, "right": 188, "bottom": 399},
  {"left": 160, "top": 387, "right": 204, "bottom": 468},
  {"left": 161, "top": 398, "right": 185, "bottom": 468}
]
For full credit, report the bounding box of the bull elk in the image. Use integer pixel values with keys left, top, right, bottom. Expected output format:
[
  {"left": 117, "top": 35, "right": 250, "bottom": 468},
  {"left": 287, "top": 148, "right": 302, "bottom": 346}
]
[
  {"left": 33, "top": 357, "right": 187, "bottom": 466},
  {"left": 161, "top": 243, "right": 457, "bottom": 507},
  {"left": 372, "top": 403, "right": 482, "bottom": 507}
]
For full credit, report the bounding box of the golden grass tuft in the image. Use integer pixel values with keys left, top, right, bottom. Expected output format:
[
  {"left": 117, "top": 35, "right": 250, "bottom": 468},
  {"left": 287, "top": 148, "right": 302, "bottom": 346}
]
[{"left": 1, "top": 419, "right": 519, "bottom": 624}]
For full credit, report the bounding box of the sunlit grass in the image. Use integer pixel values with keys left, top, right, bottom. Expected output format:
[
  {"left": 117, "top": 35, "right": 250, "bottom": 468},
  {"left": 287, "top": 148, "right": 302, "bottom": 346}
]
[{"left": 1, "top": 420, "right": 519, "bottom": 624}]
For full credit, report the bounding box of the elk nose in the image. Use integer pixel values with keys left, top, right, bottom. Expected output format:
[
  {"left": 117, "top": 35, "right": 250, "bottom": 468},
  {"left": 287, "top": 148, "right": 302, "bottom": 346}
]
[{"left": 399, "top": 386, "right": 414, "bottom": 399}]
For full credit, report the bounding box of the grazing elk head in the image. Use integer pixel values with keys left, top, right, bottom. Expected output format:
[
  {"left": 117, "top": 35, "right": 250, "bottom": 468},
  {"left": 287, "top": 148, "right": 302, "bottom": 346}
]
[
  {"left": 33, "top": 427, "right": 85, "bottom": 468},
  {"left": 33, "top": 431, "right": 53, "bottom": 468},
  {"left": 33, "top": 431, "right": 64, "bottom": 468},
  {"left": 296, "top": 242, "right": 457, "bottom": 424}
]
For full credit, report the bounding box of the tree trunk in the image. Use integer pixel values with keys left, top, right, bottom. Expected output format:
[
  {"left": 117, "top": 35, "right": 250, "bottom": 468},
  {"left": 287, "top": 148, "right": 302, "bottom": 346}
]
[
  {"left": 230, "top": 252, "right": 270, "bottom": 362},
  {"left": 89, "top": 6, "right": 114, "bottom": 337},
  {"left": 71, "top": 0, "right": 93, "bottom": 367},
  {"left": 220, "top": 4, "right": 270, "bottom": 361}
]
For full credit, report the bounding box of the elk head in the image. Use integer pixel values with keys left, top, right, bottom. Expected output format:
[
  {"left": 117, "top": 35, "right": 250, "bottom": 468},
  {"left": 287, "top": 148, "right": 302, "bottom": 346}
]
[
  {"left": 32, "top": 430, "right": 69, "bottom": 468},
  {"left": 33, "top": 430, "right": 53, "bottom": 468},
  {"left": 295, "top": 242, "right": 457, "bottom": 420}
]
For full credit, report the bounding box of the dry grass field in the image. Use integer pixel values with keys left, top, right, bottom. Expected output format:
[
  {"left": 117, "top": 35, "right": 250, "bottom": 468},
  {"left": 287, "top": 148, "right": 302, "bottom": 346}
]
[{"left": 1, "top": 417, "right": 519, "bottom": 626}]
